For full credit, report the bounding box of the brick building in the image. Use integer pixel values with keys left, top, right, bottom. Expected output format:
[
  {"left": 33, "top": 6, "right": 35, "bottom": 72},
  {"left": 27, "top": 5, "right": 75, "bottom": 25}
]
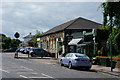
[{"left": 37, "top": 17, "right": 102, "bottom": 58}]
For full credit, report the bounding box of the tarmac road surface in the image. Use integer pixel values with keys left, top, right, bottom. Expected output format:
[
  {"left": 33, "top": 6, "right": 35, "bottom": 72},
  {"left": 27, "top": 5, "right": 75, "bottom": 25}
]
[{"left": 1, "top": 53, "right": 119, "bottom": 80}]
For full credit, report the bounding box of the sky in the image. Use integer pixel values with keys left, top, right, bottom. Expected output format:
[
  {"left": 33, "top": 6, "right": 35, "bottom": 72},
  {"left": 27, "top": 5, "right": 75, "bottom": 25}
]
[{"left": 1, "top": 2, "right": 103, "bottom": 41}]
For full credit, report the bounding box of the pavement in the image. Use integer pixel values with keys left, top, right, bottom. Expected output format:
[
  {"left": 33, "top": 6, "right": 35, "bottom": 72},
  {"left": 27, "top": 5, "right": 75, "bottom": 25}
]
[
  {"left": 17, "top": 53, "right": 120, "bottom": 77},
  {"left": 91, "top": 65, "right": 120, "bottom": 77}
]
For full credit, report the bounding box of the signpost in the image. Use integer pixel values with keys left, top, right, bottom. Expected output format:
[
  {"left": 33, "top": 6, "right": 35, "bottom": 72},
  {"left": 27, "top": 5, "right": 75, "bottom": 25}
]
[
  {"left": 14, "top": 32, "right": 20, "bottom": 47},
  {"left": 14, "top": 32, "right": 20, "bottom": 58},
  {"left": 14, "top": 32, "right": 20, "bottom": 39}
]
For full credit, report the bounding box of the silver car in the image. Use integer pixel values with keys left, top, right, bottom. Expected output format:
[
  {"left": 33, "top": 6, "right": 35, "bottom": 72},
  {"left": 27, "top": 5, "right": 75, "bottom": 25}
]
[
  {"left": 60, "top": 53, "right": 92, "bottom": 70},
  {"left": 24, "top": 47, "right": 33, "bottom": 54}
]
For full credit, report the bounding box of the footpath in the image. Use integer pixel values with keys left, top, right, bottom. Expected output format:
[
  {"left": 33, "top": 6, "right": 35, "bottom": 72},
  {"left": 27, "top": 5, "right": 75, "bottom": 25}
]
[{"left": 91, "top": 65, "right": 120, "bottom": 77}]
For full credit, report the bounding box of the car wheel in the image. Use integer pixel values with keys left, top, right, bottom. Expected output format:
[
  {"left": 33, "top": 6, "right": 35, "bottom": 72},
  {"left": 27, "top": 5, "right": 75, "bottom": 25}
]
[
  {"left": 33, "top": 54, "right": 36, "bottom": 57},
  {"left": 85, "top": 67, "right": 91, "bottom": 70},
  {"left": 30, "top": 54, "right": 33, "bottom": 57},
  {"left": 31, "top": 53, "right": 36, "bottom": 57},
  {"left": 60, "top": 60, "right": 64, "bottom": 66},
  {"left": 68, "top": 62, "right": 72, "bottom": 69}
]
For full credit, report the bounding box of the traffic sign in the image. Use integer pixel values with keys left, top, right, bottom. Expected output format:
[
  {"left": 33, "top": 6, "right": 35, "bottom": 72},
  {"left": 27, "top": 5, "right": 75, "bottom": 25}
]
[{"left": 14, "top": 32, "right": 20, "bottom": 38}]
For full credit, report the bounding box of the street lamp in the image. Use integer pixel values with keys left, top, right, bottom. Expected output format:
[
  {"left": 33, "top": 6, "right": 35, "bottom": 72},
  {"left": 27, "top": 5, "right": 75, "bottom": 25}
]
[{"left": 92, "top": 29, "right": 97, "bottom": 56}]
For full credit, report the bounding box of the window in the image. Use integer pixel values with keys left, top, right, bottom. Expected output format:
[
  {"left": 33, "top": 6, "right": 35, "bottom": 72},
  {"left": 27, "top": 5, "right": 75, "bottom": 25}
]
[
  {"left": 65, "top": 54, "right": 69, "bottom": 57},
  {"left": 69, "top": 54, "right": 73, "bottom": 57},
  {"left": 53, "top": 39, "right": 56, "bottom": 48},
  {"left": 75, "top": 54, "right": 89, "bottom": 58}
]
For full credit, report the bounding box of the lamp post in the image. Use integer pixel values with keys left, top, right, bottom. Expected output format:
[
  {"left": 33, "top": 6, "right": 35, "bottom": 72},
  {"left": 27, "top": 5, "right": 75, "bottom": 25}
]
[
  {"left": 92, "top": 29, "right": 97, "bottom": 56},
  {"left": 110, "top": 39, "right": 113, "bottom": 72}
]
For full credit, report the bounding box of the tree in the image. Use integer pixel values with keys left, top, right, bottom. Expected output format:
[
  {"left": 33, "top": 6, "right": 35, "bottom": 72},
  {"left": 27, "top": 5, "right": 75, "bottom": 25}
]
[
  {"left": 1, "top": 34, "right": 11, "bottom": 49},
  {"left": 114, "top": 31, "right": 120, "bottom": 52},
  {"left": 101, "top": 1, "right": 120, "bottom": 29},
  {"left": 106, "top": 28, "right": 120, "bottom": 55},
  {"left": 32, "top": 30, "right": 43, "bottom": 47},
  {"left": 101, "top": 1, "right": 120, "bottom": 55},
  {"left": 11, "top": 39, "right": 21, "bottom": 48},
  {"left": 0, "top": 33, "right": 21, "bottom": 49}
]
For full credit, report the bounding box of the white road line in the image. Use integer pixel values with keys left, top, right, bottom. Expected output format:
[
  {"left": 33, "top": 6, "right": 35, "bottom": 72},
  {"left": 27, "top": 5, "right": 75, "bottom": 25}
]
[
  {"left": 41, "top": 73, "right": 54, "bottom": 78},
  {"left": 17, "top": 72, "right": 38, "bottom": 74},
  {"left": 0, "top": 69, "right": 10, "bottom": 73},
  {"left": 19, "top": 75, "right": 35, "bottom": 80},
  {"left": 29, "top": 77, "right": 48, "bottom": 78},
  {"left": 21, "top": 66, "right": 34, "bottom": 71},
  {"left": 19, "top": 75, "right": 28, "bottom": 78},
  {"left": 20, "top": 74, "right": 51, "bottom": 79}
]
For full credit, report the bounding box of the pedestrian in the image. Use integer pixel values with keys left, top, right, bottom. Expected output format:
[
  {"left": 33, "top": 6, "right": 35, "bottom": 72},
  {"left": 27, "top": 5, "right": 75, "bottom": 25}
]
[
  {"left": 28, "top": 52, "right": 30, "bottom": 58},
  {"left": 97, "top": 50, "right": 101, "bottom": 56},
  {"left": 59, "top": 49, "right": 62, "bottom": 55},
  {"left": 14, "top": 48, "right": 19, "bottom": 58}
]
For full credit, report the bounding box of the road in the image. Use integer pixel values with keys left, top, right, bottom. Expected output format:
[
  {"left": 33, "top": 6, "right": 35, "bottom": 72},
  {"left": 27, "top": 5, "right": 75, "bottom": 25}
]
[{"left": 1, "top": 53, "right": 119, "bottom": 80}]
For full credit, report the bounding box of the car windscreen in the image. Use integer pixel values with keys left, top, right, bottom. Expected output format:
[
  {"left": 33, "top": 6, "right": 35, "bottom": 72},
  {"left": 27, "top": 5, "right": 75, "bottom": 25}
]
[{"left": 75, "top": 54, "right": 89, "bottom": 58}]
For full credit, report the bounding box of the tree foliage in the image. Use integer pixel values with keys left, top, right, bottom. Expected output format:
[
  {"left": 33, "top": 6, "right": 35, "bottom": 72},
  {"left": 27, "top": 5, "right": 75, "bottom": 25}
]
[
  {"left": 106, "top": 28, "right": 120, "bottom": 55},
  {"left": 0, "top": 33, "right": 21, "bottom": 49},
  {"left": 11, "top": 39, "right": 21, "bottom": 48},
  {"left": 101, "top": 1, "right": 120, "bottom": 55},
  {"left": 114, "top": 31, "right": 120, "bottom": 52},
  {"left": 101, "top": 1, "right": 120, "bottom": 30},
  {"left": 32, "top": 30, "right": 43, "bottom": 47}
]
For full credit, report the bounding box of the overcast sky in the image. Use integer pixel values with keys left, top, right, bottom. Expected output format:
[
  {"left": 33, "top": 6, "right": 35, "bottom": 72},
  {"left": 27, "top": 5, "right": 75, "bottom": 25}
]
[{"left": 1, "top": 2, "right": 103, "bottom": 41}]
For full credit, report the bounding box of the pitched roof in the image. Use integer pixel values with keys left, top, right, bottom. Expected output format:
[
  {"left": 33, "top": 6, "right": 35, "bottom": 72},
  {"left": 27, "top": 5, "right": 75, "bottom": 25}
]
[
  {"left": 23, "top": 33, "right": 34, "bottom": 38},
  {"left": 41, "top": 17, "right": 102, "bottom": 36}
]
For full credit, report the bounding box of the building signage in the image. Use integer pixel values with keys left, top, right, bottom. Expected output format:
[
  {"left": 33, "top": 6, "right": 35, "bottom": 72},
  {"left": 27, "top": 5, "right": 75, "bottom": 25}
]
[
  {"left": 57, "top": 37, "right": 63, "bottom": 42},
  {"left": 50, "top": 35, "right": 56, "bottom": 38},
  {"left": 37, "top": 38, "right": 41, "bottom": 44}
]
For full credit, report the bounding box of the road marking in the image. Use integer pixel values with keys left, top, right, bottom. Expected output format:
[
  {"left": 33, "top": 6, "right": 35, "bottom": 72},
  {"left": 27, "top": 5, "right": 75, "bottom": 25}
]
[
  {"left": 21, "top": 66, "right": 34, "bottom": 71},
  {"left": 47, "top": 63, "right": 56, "bottom": 64},
  {"left": 29, "top": 77, "right": 48, "bottom": 78},
  {"left": 17, "top": 72, "right": 38, "bottom": 74},
  {"left": 20, "top": 74, "right": 52, "bottom": 79},
  {"left": 41, "top": 73, "right": 54, "bottom": 78},
  {"left": 0, "top": 69, "right": 10, "bottom": 73},
  {"left": 19, "top": 75, "right": 28, "bottom": 78}
]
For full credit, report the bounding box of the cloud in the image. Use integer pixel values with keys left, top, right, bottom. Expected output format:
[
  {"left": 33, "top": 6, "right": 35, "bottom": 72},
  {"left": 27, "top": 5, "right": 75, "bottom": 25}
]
[
  {"left": 1, "top": 2, "right": 103, "bottom": 40},
  {"left": 14, "top": 12, "right": 25, "bottom": 16}
]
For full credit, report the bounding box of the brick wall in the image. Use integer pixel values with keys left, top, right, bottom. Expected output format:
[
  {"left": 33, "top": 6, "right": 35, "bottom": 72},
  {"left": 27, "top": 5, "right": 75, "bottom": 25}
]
[{"left": 116, "top": 61, "right": 120, "bottom": 68}]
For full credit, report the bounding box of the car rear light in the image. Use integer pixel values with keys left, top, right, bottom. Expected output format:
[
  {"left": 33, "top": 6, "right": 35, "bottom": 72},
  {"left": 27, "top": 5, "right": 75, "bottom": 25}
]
[
  {"left": 75, "top": 59, "right": 80, "bottom": 61},
  {"left": 89, "top": 60, "right": 92, "bottom": 62},
  {"left": 81, "top": 60, "right": 91, "bottom": 62}
]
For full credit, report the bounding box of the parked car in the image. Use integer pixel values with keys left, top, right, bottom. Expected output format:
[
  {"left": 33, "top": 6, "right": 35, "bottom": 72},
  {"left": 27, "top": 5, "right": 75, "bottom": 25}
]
[
  {"left": 60, "top": 53, "right": 92, "bottom": 70},
  {"left": 29, "top": 48, "right": 51, "bottom": 57},
  {"left": 19, "top": 48, "right": 25, "bottom": 53},
  {"left": 15, "top": 47, "right": 25, "bottom": 53},
  {"left": 3, "top": 48, "right": 17, "bottom": 52},
  {"left": 24, "top": 47, "right": 33, "bottom": 54}
]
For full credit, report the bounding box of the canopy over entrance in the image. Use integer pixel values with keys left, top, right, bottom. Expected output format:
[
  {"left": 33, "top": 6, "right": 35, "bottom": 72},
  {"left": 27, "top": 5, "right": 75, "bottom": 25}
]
[{"left": 68, "top": 38, "right": 83, "bottom": 45}]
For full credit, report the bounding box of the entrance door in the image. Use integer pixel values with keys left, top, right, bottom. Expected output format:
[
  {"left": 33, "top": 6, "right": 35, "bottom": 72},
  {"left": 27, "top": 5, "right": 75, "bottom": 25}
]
[{"left": 57, "top": 42, "right": 62, "bottom": 55}]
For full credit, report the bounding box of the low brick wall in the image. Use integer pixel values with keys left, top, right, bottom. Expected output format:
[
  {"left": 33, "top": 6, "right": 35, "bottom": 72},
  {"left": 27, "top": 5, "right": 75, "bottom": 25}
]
[
  {"left": 96, "top": 56, "right": 120, "bottom": 68},
  {"left": 116, "top": 61, "right": 120, "bottom": 68}
]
